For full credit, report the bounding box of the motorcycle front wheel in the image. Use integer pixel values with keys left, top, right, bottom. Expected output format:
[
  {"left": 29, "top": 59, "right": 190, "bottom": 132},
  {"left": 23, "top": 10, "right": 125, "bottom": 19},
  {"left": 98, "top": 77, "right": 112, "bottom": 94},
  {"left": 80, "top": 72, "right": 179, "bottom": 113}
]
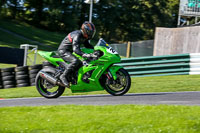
[
  {"left": 35, "top": 70, "right": 65, "bottom": 98},
  {"left": 101, "top": 68, "right": 131, "bottom": 96}
]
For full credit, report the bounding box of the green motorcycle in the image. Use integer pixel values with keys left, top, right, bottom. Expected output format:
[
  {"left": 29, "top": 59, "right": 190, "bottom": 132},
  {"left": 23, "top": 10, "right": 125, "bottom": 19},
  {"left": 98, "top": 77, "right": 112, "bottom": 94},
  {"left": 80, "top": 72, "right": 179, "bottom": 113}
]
[{"left": 36, "top": 38, "right": 131, "bottom": 98}]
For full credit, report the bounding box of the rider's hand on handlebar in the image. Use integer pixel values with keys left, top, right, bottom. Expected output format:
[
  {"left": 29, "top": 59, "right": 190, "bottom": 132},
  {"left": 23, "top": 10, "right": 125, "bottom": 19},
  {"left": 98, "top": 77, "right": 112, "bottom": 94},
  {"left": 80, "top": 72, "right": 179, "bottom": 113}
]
[
  {"left": 82, "top": 53, "right": 97, "bottom": 58},
  {"left": 82, "top": 53, "right": 92, "bottom": 58}
]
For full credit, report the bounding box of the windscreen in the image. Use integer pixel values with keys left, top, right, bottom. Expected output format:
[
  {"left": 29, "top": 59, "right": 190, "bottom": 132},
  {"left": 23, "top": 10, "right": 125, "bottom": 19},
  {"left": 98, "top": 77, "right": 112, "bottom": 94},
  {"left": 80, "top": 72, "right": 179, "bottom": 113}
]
[
  {"left": 96, "top": 38, "right": 110, "bottom": 48},
  {"left": 96, "top": 38, "right": 118, "bottom": 55}
]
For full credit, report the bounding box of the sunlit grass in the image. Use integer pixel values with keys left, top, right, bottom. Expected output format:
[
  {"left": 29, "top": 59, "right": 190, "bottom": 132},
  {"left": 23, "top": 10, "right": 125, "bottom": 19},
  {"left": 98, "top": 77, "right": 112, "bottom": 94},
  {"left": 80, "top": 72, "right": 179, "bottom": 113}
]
[{"left": 0, "top": 105, "right": 200, "bottom": 133}]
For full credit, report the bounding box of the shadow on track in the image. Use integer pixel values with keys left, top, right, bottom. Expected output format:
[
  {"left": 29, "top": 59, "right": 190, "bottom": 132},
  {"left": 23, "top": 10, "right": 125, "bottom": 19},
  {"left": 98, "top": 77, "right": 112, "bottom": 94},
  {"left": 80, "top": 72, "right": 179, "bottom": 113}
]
[{"left": 59, "top": 92, "right": 173, "bottom": 99}]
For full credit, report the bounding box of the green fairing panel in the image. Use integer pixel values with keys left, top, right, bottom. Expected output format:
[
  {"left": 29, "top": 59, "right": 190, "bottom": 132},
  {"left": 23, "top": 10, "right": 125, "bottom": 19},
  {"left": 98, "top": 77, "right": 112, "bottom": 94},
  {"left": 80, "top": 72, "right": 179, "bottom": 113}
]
[
  {"left": 38, "top": 51, "right": 64, "bottom": 66},
  {"left": 81, "top": 48, "right": 94, "bottom": 54},
  {"left": 70, "top": 65, "right": 105, "bottom": 93},
  {"left": 70, "top": 47, "right": 121, "bottom": 93}
]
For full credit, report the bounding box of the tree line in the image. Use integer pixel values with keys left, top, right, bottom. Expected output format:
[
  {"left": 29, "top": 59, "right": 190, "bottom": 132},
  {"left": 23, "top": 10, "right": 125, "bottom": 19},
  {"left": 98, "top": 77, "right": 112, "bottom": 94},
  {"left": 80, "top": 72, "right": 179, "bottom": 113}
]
[{"left": 0, "top": 0, "right": 179, "bottom": 43}]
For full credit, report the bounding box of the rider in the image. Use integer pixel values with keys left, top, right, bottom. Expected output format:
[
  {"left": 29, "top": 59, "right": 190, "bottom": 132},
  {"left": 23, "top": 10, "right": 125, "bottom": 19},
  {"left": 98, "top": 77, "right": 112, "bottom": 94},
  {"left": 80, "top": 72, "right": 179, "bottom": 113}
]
[{"left": 58, "top": 21, "right": 96, "bottom": 87}]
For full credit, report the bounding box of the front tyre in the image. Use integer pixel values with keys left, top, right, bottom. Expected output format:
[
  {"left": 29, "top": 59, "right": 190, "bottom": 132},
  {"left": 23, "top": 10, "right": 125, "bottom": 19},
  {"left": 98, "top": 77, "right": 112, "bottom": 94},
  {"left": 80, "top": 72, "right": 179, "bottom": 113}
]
[
  {"left": 101, "top": 68, "right": 131, "bottom": 96},
  {"left": 35, "top": 69, "right": 65, "bottom": 98}
]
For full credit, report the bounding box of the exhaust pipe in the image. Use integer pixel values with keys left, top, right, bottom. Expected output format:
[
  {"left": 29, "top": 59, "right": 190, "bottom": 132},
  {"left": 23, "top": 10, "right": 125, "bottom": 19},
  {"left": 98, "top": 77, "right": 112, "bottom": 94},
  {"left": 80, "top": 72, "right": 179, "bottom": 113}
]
[{"left": 39, "top": 71, "right": 65, "bottom": 87}]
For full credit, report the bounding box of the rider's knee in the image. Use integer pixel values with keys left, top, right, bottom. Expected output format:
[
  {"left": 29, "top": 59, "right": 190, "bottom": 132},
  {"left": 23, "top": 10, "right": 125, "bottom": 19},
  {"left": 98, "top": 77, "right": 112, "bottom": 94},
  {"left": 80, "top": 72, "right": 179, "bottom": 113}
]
[
  {"left": 58, "top": 50, "right": 65, "bottom": 56},
  {"left": 72, "top": 58, "right": 82, "bottom": 67}
]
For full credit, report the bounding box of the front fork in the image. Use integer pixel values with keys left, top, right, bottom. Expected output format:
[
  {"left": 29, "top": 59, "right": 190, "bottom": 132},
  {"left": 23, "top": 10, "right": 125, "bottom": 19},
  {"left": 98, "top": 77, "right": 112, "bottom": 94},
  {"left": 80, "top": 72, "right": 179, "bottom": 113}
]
[
  {"left": 105, "top": 70, "right": 113, "bottom": 79},
  {"left": 105, "top": 65, "right": 123, "bottom": 83}
]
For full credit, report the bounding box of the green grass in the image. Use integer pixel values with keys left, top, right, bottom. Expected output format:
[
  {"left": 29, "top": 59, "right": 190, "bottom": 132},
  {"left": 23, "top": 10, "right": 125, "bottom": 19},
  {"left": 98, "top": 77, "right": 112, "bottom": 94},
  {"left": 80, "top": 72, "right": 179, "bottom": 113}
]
[
  {"left": 0, "top": 63, "right": 16, "bottom": 68},
  {"left": 132, "top": 74, "right": 200, "bottom": 93},
  {"left": 0, "top": 30, "right": 34, "bottom": 48},
  {"left": 0, "top": 19, "right": 66, "bottom": 49},
  {"left": 1, "top": 75, "right": 200, "bottom": 99},
  {"left": 0, "top": 19, "right": 98, "bottom": 51},
  {"left": 0, "top": 105, "right": 200, "bottom": 133}
]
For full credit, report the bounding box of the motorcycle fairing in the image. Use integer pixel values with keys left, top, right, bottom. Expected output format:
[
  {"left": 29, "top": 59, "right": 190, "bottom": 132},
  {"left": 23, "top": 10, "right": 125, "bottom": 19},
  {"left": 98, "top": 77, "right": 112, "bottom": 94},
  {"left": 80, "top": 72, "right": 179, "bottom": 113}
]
[{"left": 38, "top": 39, "right": 122, "bottom": 93}]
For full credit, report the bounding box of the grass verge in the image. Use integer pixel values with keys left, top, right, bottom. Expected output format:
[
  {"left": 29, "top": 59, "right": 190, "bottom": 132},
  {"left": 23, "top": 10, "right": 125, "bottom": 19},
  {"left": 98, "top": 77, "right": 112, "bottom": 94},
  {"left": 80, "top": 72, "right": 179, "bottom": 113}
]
[
  {"left": 1, "top": 75, "right": 200, "bottom": 99},
  {"left": 0, "top": 30, "right": 33, "bottom": 48},
  {"left": 0, "top": 19, "right": 98, "bottom": 50},
  {"left": 0, "top": 19, "right": 65, "bottom": 49},
  {"left": 0, "top": 105, "right": 200, "bottom": 133}
]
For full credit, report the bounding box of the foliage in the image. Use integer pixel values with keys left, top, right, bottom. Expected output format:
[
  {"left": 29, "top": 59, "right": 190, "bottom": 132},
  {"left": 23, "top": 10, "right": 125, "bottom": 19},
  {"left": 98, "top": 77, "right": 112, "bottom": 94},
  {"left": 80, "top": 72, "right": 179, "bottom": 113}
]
[{"left": 0, "top": 0, "right": 179, "bottom": 42}]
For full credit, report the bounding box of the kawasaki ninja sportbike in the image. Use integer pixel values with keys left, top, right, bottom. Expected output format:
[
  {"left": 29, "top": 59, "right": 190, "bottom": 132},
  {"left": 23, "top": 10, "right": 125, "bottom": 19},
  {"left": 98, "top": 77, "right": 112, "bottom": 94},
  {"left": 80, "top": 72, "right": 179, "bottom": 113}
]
[{"left": 36, "top": 38, "right": 131, "bottom": 98}]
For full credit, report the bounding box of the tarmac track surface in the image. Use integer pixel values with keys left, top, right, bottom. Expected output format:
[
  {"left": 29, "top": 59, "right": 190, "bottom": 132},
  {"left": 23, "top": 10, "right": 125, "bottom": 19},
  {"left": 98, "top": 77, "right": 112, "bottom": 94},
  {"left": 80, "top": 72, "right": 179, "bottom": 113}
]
[{"left": 0, "top": 91, "right": 200, "bottom": 107}]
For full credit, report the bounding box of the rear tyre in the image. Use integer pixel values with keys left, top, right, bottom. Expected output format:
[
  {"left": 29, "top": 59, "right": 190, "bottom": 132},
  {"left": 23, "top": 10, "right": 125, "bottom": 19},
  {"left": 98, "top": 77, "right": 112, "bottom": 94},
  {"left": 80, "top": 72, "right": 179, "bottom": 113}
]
[
  {"left": 16, "top": 71, "right": 27, "bottom": 75},
  {"left": 15, "top": 66, "right": 28, "bottom": 72},
  {"left": 0, "top": 85, "right": 3, "bottom": 89},
  {"left": 16, "top": 75, "right": 29, "bottom": 80},
  {"left": 3, "top": 81, "right": 15, "bottom": 86},
  {"left": 1, "top": 67, "right": 15, "bottom": 72},
  {"left": 4, "top": 85, "right": 15, "bottom": 89},
  {"left": 31, "top": 83, "right": 36, "bottom": 86},
  {"left": 17, "top": 83, "right": 30, "bottom": 87},
  {"left": 35, "top": 68, "right": 65, "bottom": 98},
  {"left": 100, "top": 68, "right": 131, "bottom": 96},
  {"left": 29, "top": 64, "right": 42, "bottom": 70},
  {"left": 29, "top": 69, "right": 40, "bottom": 74},
  {"left": 16, "top": 79, "right": 29, "bottom": 84},
  {"left": 1, "top": 72, "right": 14, "bottom": 76},
  {"left": 2, "top": 76, "right": 15, "bottom": 81},
  {"left": 29, "top": 74, "right": 37, "bottom": 78}
]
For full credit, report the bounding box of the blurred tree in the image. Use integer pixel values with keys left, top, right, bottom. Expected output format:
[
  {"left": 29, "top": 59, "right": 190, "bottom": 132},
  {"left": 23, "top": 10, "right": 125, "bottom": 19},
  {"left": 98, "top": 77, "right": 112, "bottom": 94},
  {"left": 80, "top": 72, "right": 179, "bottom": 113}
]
[
  {"left": 0, "top": 0, "right": 180, "bottom": 43},
  {"left": 94, "top": 0, "right": 179, "bottom": 42},
  {"left": 24, "top": 0, "right": 44, "bottom": 25},
  {"left": 23, "top": 0, "right": 87, "bottom": 32},
  {"left": 5, "top": 0, "right": 18, "bottom": 19},
  {"left": 0, "top": 0, "right": 6, "bottom": 13}
]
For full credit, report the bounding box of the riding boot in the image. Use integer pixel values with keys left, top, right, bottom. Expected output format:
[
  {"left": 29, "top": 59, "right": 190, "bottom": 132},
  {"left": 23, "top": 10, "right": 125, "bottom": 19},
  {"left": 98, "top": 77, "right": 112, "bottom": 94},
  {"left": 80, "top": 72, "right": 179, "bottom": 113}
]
[
  {"left": 71, "top": 71, "right": 77, "bottom": 85},
  {"left": 60, "top": 73, "right": 70, "bottom": 88},
  {"left": 60, "top": 66, "right": 72, "bottom": 88},
  {"left": 58, "top": 50, "right": 82, "bottom": 87}
]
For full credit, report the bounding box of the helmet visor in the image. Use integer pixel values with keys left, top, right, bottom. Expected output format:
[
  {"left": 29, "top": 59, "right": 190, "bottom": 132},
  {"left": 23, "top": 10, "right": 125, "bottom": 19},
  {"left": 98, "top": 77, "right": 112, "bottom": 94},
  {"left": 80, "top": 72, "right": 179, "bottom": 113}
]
[{"left": 87, "top": 28, "right": 96, "bottom": 39}]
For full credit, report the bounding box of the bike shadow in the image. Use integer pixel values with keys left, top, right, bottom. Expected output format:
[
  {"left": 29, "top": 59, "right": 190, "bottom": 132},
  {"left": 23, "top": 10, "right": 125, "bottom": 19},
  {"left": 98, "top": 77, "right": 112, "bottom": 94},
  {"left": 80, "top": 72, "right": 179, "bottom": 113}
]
[{"left": 60, "top": 92, "right": 173, "bottom": 99}]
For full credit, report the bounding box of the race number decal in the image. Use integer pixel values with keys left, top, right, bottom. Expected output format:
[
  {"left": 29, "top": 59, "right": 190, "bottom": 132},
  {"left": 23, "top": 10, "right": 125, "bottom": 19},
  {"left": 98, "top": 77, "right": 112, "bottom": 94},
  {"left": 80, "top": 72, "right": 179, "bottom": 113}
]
[{"left": 107, "top": 47, "right": 118, "bottom": 54}]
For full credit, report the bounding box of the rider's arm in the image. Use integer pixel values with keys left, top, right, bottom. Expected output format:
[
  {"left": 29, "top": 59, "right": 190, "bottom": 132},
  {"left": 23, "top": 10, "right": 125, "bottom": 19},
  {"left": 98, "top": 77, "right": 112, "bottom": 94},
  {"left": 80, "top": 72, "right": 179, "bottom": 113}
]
[
  {"left": 72, "top": 35, "right": 84, "bottom": 56},
  {"left": 84, "top": 40, "right": 94, "bottom": 49}
]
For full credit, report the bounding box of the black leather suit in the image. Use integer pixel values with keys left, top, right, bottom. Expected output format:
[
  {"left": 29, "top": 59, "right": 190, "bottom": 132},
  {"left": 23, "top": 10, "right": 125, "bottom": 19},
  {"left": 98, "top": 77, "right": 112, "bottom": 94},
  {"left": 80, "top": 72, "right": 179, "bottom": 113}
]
[{"left": 58, "top": 30, "right": 94, "bottom": 74}]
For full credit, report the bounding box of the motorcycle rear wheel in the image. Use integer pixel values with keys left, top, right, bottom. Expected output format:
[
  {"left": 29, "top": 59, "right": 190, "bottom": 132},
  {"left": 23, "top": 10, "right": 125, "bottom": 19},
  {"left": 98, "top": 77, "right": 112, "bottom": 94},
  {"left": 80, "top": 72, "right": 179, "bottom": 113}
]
[
  {"left": 101, "top": 68, "right": 131, "bottom": 96},
  {"left": 35, "top": 70, "right": 65, "bottom": 98}
]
